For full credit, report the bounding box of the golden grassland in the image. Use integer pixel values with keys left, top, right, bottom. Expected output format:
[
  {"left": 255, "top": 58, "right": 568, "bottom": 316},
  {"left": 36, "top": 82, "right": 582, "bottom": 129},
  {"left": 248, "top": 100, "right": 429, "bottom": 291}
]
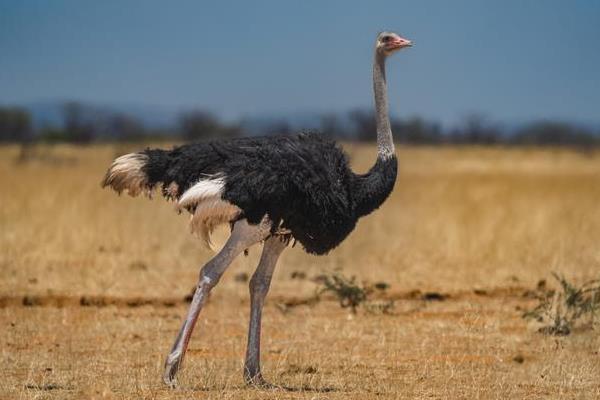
[{"left": 1, "top": 143, "right": 599, "bottom": 399}]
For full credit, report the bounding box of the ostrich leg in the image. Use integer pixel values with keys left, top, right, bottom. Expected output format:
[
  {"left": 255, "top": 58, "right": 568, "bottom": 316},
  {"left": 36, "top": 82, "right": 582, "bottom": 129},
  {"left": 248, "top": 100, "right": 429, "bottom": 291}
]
[
  {"left": 163, "top": 218, "right": 271, "bottom": 387},
  {"left": 243, "top": 236, "right": 287, "bottom": 386}
]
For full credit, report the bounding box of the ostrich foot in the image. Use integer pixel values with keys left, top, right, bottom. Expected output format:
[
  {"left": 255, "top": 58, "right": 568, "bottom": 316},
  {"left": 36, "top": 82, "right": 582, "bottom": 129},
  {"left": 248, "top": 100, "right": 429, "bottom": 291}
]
[
  {"left": 163, "top": 352, "right": 182, "bottom": 388},
  {"left": 244, "top": 372, "right": 280, "bottom": 389}
]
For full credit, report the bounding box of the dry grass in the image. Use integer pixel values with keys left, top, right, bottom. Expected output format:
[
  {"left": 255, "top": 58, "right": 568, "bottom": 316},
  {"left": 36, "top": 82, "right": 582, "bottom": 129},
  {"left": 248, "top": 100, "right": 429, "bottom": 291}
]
[{"left": 1, "top": 143, "right": 600, "bottom": 399}]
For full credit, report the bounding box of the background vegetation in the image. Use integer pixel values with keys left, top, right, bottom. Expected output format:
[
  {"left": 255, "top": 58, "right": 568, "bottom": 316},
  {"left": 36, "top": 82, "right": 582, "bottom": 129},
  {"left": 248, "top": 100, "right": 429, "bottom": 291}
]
[{"left": 1, "top": 102, "right": 599, "bottom": 147}]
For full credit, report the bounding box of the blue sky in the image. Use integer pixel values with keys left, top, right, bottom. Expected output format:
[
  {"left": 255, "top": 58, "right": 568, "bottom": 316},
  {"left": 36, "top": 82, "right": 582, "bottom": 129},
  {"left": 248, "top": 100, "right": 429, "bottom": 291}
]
[{"left": 1, "top": 0, "right": 599, "bottom": 126}]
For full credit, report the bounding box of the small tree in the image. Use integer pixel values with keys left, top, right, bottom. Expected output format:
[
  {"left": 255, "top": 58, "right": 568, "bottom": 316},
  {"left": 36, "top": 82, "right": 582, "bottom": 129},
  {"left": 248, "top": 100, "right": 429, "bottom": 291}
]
[
  {"left": 348, "top": 108, "right": 377, "bottom": 142},
  {"left": 109, "top": 113, "right": 146, "bottom": 141},
  {"left": 263, "top": 119, "right": 291, "bottom": 136},
  {"left": 320, "top": 113, "right": 344, "bottom": 138},
  {"left": 450, "top": 113, "right": 502, "bottom": 145},
  {"left": 0, "top": 107, "right": 32, "bottom": 143},
  {"left": 179, "top": 110, "right": 239, "bottom": 140},
  {"left": 392, "top": 116, "right": 443, "bottom": 144},
  {"left": 63, "top": 101, "right": 94, "bottom": 143}
]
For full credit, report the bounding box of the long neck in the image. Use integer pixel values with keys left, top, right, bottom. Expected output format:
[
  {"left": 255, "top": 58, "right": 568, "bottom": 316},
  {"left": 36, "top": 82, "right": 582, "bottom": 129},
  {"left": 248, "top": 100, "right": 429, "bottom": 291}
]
[
  {"left": 373, "top": 51, "right": 395, "bottom": 159},
  {"left": 351, "top": 50, "right": 398, "bottom": 218}
]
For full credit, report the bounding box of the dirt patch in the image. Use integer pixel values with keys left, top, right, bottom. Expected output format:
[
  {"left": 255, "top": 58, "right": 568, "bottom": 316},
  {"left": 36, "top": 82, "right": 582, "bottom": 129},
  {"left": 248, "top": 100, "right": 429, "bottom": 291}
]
[{"left": 1, "top": 285, "right": 536, "bottom": 310}]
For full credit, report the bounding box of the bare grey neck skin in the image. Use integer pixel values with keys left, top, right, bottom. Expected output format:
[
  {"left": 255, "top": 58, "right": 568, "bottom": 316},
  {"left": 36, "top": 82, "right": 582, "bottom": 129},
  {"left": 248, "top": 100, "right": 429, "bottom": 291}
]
[
  {"left": 350, "top": 48, "right": 399, "bottom": 219},
  {"left": 373, "top": 51, "right": 395, "bottom": 160}
]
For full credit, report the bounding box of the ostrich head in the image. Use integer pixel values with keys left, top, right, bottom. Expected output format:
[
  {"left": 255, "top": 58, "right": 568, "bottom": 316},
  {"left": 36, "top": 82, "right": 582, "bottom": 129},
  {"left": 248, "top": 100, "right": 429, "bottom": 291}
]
[{"left": 376, "top": 31, "right": 412, "bottom": 56}]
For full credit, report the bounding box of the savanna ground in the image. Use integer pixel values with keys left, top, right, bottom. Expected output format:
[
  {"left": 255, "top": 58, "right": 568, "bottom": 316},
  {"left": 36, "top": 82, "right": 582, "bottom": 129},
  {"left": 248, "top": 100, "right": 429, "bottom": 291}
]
[{"left": 1, "top": 143, "right": 599, "bottom": 399}]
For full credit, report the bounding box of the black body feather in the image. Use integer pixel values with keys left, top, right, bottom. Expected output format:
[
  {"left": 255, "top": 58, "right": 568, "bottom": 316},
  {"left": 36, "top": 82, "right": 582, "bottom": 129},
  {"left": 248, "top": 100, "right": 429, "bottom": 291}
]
[{"left": 142, "top": 132, "right": 397, "bottom": 255}]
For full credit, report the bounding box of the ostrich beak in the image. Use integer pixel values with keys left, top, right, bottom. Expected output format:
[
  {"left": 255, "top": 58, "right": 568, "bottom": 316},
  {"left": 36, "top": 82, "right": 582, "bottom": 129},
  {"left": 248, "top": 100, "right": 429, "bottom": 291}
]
[{"left": 389, "top": 37, "right": 413, "bottom": 50}]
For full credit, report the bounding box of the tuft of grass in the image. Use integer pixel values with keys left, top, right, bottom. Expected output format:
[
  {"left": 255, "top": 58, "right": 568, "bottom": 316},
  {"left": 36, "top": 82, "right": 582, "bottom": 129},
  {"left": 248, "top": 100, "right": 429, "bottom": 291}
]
[
  {"left": 522, "top": 272, "right": 600, "bottom": 335},
  {"left": 317, "top": 272, "right": 370, "bottom": 313},
  {"left": 363, "top": 299, "right": 396, "bottom": 315},
  {"left": 316, "top": 271, "right": 394, "bottom": 314}
]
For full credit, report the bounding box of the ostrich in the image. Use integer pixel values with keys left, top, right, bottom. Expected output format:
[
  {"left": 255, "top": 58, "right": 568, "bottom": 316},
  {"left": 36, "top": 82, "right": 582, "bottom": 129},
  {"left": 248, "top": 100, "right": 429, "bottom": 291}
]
[{"left": 102, "top": 31, "right": 412, "bottom": 387}]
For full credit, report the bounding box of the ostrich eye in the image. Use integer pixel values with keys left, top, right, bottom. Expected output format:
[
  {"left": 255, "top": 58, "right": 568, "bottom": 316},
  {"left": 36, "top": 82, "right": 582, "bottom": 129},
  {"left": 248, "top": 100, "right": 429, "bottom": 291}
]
[{"left": 381, "top": 36, "right": 391, "bottom": 43}]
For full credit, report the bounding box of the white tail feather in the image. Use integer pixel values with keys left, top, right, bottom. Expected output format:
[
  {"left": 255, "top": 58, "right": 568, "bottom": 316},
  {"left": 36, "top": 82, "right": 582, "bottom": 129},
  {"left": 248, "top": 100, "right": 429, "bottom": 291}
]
[
  {"left": 178, "top": 176, "right": 241, "bottom": 249},
  {"left": 178, "top": 176, "right": 226, "bottom": 209},
  {"left": 102, "top": 153, "right": 149, "bottom": 196}
]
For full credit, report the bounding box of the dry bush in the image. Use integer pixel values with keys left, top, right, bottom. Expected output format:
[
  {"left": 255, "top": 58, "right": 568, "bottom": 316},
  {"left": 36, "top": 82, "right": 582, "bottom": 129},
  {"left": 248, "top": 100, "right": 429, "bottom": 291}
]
[
  {"left": 316, "top": 271, "right": 394, "bottom": 314},
  {"left": 523, "top": 272, "right": 600, "bottom": 335}
]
